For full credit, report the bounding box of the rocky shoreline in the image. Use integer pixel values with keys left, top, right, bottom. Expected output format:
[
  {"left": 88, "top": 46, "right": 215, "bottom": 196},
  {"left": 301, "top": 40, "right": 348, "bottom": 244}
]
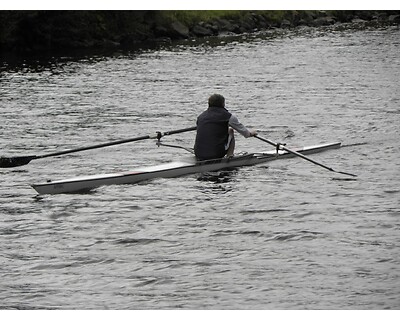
[
  {"left": 160, "top": 11, "right": 400, "bottom": 40},
  {"left": 1, "top": 10, "right": 400, "bottom": 55}
]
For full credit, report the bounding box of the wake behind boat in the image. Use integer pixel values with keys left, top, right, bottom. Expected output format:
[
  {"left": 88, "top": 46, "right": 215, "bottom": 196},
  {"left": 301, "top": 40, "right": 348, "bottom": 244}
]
[{"left": 32, "top": 142, "right": 341, "bottom": 195}]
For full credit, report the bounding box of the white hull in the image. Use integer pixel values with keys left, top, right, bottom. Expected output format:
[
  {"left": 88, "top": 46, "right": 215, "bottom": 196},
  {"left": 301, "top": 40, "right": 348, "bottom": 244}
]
[{"left": 32, "top": 142, "right": 341, "bottom": 195}]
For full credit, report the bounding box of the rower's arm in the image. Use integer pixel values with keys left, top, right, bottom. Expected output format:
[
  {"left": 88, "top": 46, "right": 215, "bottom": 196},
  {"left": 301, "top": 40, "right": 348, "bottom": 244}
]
[{"left": 229, "top": 114, "right": 252, "bottom": 138}]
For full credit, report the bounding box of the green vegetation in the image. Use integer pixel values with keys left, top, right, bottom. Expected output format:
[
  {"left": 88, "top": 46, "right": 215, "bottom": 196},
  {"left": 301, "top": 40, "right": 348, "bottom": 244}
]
[
  {"left": 160, "top": 10, "right": 287, "bottom": 26},
  {"left": 161, "top": 10, "right": 252, "bottom": 24}
]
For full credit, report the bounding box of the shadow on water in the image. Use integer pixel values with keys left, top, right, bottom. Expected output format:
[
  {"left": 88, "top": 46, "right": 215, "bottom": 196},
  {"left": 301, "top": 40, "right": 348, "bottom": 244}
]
[
  {"left": 0, "top": 40, "right": 162, "bottom": 73},
  {"left": 197, "top": 168, "right": 238, "bottom": 184},
  {"left": 194, "top": 169, "right": 240, "bottom": 195},
  {"left": 2, "top": 21, "right": 391, "bottom": 74}
]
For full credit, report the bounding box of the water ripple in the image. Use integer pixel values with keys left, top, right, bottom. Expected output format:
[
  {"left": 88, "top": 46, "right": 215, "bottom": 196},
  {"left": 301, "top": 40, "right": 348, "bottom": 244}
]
[{"left": 0, "top": 25, "right": 399, "bottom": 309}]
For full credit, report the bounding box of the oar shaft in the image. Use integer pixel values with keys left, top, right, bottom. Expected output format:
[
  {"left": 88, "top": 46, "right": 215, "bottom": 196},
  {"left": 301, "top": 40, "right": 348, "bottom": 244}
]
[
  {"left": 37, "top": 126, "right": 197, "bottom": 159},
  {"left": 36, "top": 134, "right": 152, "bottom": 159},
  {"left": 1, "top": 126, "right": 197, "bottom": 167},
  {"left": 163, "top": 126, "right": 197, "bottom": 136},
  {"left": 256, "top": 136, "right": 334, "bottom": 171},
  {"left": 255, "top": 135, "right": 356, "bottom": 177}
]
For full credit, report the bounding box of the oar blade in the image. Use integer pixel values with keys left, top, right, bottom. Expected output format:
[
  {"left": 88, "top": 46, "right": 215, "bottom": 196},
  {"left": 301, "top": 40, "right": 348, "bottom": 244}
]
[{"left": 0, "top": 156, "right": 36, "bottom": 168}]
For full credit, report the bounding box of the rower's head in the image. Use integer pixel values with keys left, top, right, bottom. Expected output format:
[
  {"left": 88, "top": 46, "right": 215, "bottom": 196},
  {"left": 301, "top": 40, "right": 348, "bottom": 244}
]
[{"left": 208, "top": 94, "right": 225, "bottom": 108}]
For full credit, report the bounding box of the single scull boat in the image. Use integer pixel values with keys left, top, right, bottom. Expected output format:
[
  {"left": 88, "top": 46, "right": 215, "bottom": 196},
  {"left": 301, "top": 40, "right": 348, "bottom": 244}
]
[{"left": 32, "top": 142, "right": 341, "bottom": 195}]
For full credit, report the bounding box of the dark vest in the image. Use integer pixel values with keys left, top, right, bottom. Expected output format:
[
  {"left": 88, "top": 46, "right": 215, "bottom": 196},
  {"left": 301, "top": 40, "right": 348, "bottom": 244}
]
[{"left": 194, "top": 107, "right": 232, "bottom": 160}]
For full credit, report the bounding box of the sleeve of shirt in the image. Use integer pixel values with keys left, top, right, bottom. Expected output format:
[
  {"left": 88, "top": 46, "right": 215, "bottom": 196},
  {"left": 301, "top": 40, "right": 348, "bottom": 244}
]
[{"left": 229, "top": 114, "right": 252, "bottom": 138}]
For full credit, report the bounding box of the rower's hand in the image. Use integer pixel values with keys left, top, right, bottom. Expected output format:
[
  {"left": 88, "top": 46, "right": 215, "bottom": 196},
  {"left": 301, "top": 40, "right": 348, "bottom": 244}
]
[{"left": 250, "top": 130, "right": 258, "bottom": 137}]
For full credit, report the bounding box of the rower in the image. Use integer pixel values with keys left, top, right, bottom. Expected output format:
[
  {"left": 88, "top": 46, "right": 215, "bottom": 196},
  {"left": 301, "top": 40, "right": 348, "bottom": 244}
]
[{"left": 194, "top": 94, "right": 257, "bottom": 160}]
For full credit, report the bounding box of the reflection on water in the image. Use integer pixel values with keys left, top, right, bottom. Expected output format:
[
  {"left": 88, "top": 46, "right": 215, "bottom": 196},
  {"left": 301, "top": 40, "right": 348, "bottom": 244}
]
[{"left": 197, "top": 168, "right": 238, "bottom": 184}]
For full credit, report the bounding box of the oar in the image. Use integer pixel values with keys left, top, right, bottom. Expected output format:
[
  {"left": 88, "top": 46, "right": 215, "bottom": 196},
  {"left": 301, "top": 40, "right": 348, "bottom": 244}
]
[
  {"left": 0, "top": 126, "right": 197, "bottom": 168},
  {"left": 254, "top": 135, "right": 357, "bottom": 177}
]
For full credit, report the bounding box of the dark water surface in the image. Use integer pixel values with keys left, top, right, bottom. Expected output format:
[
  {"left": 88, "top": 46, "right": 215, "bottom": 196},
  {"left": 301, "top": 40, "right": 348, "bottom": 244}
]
[{"left": 1, "top": 25, "right": 399, "bottom": 309}]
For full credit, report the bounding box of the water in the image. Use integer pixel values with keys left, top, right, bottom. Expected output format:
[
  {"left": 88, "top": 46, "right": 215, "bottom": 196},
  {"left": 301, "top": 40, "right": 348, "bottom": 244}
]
[{"left": 0, "top": 24, "right": 399, "bottom": 309}]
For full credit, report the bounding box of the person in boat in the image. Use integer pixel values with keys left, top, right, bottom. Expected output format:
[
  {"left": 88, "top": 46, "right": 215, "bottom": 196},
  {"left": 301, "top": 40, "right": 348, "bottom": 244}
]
[{"left": 194, "top": 94, "right": 257, "bottom": 161}]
